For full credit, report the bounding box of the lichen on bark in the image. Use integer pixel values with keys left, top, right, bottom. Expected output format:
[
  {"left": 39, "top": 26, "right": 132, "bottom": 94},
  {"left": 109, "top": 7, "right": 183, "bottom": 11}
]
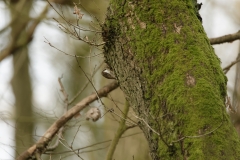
[{"left": 103, "top": 0, "right": 240, "bottom": 159}]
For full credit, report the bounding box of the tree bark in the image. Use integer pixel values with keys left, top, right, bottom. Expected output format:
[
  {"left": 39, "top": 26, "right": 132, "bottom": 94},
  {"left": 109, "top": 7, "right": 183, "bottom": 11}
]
[{"left": 103, "top": 0, "right": 240, "bottom": 159}]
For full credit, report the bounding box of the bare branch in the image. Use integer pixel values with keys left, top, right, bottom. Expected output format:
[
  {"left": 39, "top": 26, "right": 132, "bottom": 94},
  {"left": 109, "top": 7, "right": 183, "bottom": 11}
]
[
  {"left": 210, "top": 30, "right": 240, "bottom": 45},
  {"left": 47, "top": 1, "right": 105, "bottom": 47},
  {"left": 17, "top": 81, "right": 119, "bottom": 160},
  {"left": 47, "top": 77, "right": 69, "bottom": 151},
  {"left": 223, "top": 57, "right": 240, "bottom": 74}
]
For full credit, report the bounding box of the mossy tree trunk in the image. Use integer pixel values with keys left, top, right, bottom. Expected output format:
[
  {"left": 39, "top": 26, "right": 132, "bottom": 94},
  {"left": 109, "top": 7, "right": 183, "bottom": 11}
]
[{"left": 103, "top": 0, "right": 240, "bottom": 159}]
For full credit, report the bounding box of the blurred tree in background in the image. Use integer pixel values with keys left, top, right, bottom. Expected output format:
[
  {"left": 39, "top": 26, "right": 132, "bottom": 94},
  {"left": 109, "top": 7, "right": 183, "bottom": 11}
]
[{"left": 9, "top": 1, "right": 34, "bottom": 157}]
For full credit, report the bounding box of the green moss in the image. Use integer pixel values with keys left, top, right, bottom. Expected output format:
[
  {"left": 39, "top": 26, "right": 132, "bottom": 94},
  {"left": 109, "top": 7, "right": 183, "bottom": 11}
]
[{"left": 104, "top": 0, "right": 240, "bottom": 159}]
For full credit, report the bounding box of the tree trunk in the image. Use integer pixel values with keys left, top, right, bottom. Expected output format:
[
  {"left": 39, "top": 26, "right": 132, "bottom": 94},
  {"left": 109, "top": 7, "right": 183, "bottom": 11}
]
[
  {"left": 103, "top": 0, "right": 240, "bottom": 159},
  {"left": 9, "top": 0, "right": 34, "bottom": 157},
  {"left": 232, "top": 42, "right": 240, "bottom": 135}
]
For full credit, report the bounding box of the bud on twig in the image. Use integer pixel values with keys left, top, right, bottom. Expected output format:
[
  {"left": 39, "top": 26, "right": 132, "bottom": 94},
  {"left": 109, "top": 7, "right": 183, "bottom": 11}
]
[{"left": 86, "top": 107, "right": 101, "bottom": 122}]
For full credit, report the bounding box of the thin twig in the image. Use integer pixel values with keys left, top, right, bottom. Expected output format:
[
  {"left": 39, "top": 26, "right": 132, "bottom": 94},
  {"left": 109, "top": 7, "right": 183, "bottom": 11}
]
[
  {"left": 44, "top": 37, "right": 102, "bottom": 58},
  {"left": 172, "top": 105, "right": 225, "bottom": 144},
  {"left": 133, "top": 114, "right": 160, "bottom": 136},
  {"left": 45, "top": 132, "right": 143, "bottom": 155},
  {"left": 78, "top": 2, "right": 104, "bottom": 27},
  {"left": 47, "top": 127, "right": 64, "bottom": 151},
  {"left": 70, "top": 125, "right": 81, "bottom": 148},
  {"left": 58, "top": 77, "right": 69, "bottom": 109},
  {"left": 47, "top": 0, "right": 105, "bottom": 47},
  {"left": 47, "top": 77, "right": 69, "bottom": 151},
  {"left": 171, "top": 121, "right": 223, "bottom": 143},
  {"left": 110, "top": 109, "right": 137, "bottom": 126},
  {"left": 223, "top": 58, "right": 240, "bottom": 74},
  {"left": 75, "top": 56, "right": 104, "bottom": 105},
  {"left": 58, "top": 138, "right": 84, "bottom": 160},
  {"left": 69, "top": 62, "right": 104, "bottom": 104},
  {"left": 53, "top": 16, "right": 102, "bottom": 33},
  {"left": 108, "top": 94, "right": 137, "bottom": 125},
  {"left": 78, "top": 145, "right": 109, "bottom": 154}
]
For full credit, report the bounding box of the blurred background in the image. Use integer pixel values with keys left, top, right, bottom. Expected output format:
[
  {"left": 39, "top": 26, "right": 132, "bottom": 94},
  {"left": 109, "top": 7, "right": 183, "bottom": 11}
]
[{"left": 0, "top": 0, "right": 240, "bottom": 159}]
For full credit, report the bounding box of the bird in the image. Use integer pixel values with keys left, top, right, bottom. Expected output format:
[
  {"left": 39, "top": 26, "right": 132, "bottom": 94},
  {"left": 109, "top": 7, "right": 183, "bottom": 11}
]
[{"left": 101, "top": 68, "right": 116, "bottom": 79}]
